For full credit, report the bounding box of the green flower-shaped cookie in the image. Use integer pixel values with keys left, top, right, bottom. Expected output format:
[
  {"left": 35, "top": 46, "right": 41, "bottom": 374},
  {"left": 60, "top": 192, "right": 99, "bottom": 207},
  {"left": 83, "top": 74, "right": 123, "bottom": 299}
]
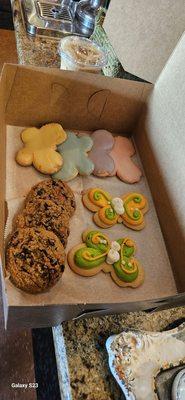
[{"left": 53, "top": 132, "right": 94, "bottom": 181}]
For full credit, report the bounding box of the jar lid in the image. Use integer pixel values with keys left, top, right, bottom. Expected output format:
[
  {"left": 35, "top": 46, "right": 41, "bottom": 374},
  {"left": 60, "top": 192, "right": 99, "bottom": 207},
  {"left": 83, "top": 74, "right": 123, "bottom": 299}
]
[
  {"left": 58, "top": 36, "right": 107, "bottom": 68},
  {"left": 76, "top": 3, "right": 96, "bottom": 29}
]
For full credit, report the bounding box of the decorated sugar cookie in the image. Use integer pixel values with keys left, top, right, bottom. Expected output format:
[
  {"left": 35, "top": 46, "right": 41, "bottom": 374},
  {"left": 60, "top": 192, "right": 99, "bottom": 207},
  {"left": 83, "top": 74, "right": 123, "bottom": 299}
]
[
  {"left": 53, "top": 131, "right": 94, "bottom": 181},
  {"left": 82, "top": 188, "right": 148, "bottom": 230},
  {"left": 67, "top": 229, "right": 144, "bottom": 287},
  {"left": 16, "top": 123, "right": 67, "bottom": 175},
  {"left": 88, "top": 130, "right": 115, "bottom": 177},
  {"left": 88, "top": 130, "right": 142, "bottom": 183}
]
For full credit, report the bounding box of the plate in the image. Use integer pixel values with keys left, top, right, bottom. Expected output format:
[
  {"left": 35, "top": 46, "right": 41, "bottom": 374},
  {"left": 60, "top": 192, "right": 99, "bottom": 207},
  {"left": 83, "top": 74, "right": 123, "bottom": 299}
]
[{"left": 106, "top": 324, "right": 185, "bottom": 400}]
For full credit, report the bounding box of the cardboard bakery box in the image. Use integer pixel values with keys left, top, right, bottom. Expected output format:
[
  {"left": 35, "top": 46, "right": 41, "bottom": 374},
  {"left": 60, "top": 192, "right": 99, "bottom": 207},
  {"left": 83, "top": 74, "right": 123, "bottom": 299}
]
[{"left": 1, "top": 33, "right": 185, "bottom": 328}]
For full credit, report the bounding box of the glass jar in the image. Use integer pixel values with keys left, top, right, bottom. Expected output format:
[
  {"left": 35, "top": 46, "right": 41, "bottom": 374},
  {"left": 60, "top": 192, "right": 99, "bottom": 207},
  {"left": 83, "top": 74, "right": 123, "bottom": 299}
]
[{"left": 58, "top": 35, "right": 107, "bottom": 73}]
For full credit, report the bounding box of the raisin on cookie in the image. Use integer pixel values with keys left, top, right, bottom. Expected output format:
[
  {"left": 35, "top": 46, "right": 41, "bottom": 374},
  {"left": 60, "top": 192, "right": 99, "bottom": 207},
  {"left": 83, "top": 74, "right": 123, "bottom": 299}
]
[
  {"left": 6, "top": 227, "right": 65, "bottom": 294},
  {"left": 15, "top": 199, "right": 69, "bottom": 248},
  {"left": 25, "top": 179, "right": 76, "bottom": 217}
]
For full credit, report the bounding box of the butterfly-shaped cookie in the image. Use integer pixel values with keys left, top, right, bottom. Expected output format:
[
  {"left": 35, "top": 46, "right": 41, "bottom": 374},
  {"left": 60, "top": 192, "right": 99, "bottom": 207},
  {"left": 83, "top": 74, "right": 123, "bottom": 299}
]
[
  {"left": 16, "top": 123, "right": 67, "bottom": 175},
  {"left": 88, "top": 130, "right": 115, "bottom": 177},
  {"left": 52, "top": 131, "right": 94, "bottom": 181},
  {"left": 67, "top": 229, "right": 144, "bottom": 287},
  {"left": 82, "top": 188, "right": 148, "bottom": 230},
  {"left": 88, "top": 130, "right": 142, "bottom": 183}
]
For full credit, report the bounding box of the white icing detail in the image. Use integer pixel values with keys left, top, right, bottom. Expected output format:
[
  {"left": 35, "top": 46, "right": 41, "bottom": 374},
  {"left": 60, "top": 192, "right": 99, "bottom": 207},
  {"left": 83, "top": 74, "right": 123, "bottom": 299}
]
[
  {"left": 122, "top": 260, "right": 126, "bottom": 265},
  {"left": 128, "top": 262, "right": 132, "bottom": 267},
  {"left": 106, "top": 249, "right": 120, "bottom": 264},
  {"left": 111, "top": 197, "right": 125, "bottom": 215},
  {"left": 106, "top": 241, "right": 121, "bottom": 264},
  {"left": 99, "top": 238, "right": 107, "bottom": 244},
  {"left": 111, "top": 241, "right": 121, "bottom": 252}
]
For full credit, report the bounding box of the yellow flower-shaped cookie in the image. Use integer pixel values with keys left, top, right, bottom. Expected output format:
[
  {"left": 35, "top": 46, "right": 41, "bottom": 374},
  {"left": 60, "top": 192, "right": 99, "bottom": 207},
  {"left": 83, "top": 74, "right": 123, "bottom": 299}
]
[{"left": 16, "top": 123, "right": 67, "bottom": 174}]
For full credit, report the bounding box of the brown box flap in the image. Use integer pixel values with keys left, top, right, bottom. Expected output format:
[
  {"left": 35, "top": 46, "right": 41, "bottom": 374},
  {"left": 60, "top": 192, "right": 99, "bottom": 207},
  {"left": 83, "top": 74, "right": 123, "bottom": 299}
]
[
  {"left": 104, "top": 0, "right": 185, "bottom": 83},
  {"left": 3, "top": 64, "right": 151, "bottom": 133}
]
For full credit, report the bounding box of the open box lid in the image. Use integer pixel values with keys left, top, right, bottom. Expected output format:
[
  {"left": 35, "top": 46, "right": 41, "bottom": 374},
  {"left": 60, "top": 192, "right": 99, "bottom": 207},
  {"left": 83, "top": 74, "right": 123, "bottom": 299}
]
[{"left": 103, "top": 0, "right": 185, "bottom": 83}]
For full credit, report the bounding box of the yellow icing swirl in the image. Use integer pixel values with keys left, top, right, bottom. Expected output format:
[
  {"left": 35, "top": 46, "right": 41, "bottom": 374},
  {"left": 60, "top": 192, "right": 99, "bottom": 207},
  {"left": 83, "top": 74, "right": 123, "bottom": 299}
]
[
  {"left": 98, "top": 206, "right": 118, "bottom": 226},
  {"left": 121, "top": 193, "right": 146, "bottom": 226},
  {"left": 81, "top": 232, "right": 110, "bottom": 261},
  {"left": 88, "top": 188, "right": 112, "bottom": 207},
  {"left": 83, "top": 249, "right": 108, "bottom": 261}
]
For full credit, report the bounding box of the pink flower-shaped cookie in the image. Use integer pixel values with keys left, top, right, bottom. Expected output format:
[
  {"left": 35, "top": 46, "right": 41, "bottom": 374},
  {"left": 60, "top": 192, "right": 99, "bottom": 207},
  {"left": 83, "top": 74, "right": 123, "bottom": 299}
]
[{"left": 88, "top": 130, "right": 115, "bottom": 177}]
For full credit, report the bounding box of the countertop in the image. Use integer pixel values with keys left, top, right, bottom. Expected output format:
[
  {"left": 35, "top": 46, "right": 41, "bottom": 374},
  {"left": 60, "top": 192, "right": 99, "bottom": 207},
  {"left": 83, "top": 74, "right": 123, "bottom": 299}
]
[
  {"left": 53, "top": 308, "right": 185, "bottom": 400},
  {"left": 10, "top": 1, "right": 185, "bottom": 399},
  {"left": 11, "top": 0, "right": 144, "bottom": 81},
  {"left": 11, "top": 0, "right": 60, "bottom": 67}
]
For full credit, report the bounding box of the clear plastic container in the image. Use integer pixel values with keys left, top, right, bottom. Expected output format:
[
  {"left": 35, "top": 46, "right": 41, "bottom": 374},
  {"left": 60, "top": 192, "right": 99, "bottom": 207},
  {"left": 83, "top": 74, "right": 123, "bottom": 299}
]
[{"left": 58, "top": 36, "right": 107, "bottom": 74}]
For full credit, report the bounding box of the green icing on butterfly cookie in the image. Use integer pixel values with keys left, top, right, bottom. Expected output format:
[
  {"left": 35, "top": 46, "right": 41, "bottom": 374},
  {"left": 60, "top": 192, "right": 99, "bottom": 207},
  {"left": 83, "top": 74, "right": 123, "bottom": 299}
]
[
  {"left": 113, "top": 238, "right": 139, "bottom": 282},
  {"left": 70, "top": 230, "right": 142, "bottom": 285},
  {"left": 105, "top": 207, "right": 117, "bottom": 220},
  {"left": 74, "top": 230, "right": 109, "bottom": 270},
  {"left": 85, "top": 231, "right": 109, "bottom": 252},
  {"left": 124, "top": 194, "right": 142, "bottom": 221},
  {"left": 75, "top": 247, "right": 106, "bottom": 269}
]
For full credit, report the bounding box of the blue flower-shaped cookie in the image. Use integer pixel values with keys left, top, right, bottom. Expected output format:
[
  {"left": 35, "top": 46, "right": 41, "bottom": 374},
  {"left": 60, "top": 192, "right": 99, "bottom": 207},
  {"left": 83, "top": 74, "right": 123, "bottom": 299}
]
[{"left": 53, "top": 132, "right": 94, "bottom": 181}]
